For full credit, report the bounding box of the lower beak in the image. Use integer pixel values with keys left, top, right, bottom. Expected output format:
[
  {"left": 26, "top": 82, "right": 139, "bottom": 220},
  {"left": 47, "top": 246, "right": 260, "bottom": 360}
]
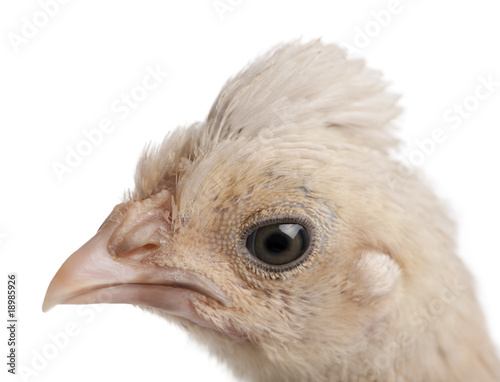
[{"left": 42, "top": 206, "right": 231, "bottom": 333}]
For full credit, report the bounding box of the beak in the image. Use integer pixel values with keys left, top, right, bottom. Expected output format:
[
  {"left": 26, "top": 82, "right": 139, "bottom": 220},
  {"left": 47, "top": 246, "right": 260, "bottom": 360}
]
[{"left": 42, "top": 196, "right": 231, "bottom": 333}]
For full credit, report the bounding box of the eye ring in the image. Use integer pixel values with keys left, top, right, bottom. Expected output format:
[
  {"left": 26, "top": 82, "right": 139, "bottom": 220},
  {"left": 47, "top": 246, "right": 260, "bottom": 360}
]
[{"left": 241, "top": 216, "right": 315, "bottom": 272}]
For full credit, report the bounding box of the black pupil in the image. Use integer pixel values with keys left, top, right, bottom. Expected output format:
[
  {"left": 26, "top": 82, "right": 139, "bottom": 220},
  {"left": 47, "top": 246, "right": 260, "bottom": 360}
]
[
  {"left": 265, "top": 234, "right": 288, "bottom": 253},
  {"left": 246, "top": 223, "right": 309, "bottom": 266}
]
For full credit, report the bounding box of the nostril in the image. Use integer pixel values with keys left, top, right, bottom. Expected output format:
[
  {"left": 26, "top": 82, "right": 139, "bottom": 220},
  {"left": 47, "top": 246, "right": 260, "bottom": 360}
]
[
  {"left": 106, "top": 198, "right": 172, "bottom": 260},
  {"left": 114, "top": 242, "right": 160, "bottom": 258},
  {"left": 109, "top": 221, "right": 163, "bottom": 259},
  {"left": 139, "top": 243, "right": 159, "bottom": 252}
]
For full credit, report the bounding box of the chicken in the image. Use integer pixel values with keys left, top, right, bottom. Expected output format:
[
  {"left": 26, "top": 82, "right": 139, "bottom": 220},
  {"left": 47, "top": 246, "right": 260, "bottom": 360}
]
[{"left": 43, "top": 40, "right": 500, "bottom": 382}]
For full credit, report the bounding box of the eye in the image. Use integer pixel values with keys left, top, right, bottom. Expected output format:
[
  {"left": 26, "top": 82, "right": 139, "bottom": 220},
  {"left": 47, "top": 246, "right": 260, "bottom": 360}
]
[{"left": 246, "top": 223, "right": 310, "bottom": 266}]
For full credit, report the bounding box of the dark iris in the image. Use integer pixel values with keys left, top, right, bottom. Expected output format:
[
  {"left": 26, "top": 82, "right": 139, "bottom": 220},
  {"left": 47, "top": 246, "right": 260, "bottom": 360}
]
[{"left": 246, "top": 223, "right": 309, "bottom": 266}]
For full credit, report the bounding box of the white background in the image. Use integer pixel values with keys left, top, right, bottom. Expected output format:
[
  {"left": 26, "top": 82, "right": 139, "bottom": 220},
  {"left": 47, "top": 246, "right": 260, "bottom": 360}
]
[{"left": 1, "top": 1, "right": 499, "bottom": 381}]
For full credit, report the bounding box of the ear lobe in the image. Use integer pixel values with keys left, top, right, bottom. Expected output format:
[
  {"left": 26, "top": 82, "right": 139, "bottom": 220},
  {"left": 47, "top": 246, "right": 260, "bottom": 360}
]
[{"left": 342, "top": 250, "right": 401, "bottom": 305}]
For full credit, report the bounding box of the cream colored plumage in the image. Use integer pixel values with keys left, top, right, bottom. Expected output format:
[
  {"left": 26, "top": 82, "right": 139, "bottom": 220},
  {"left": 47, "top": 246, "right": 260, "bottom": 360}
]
[{"left": 43, "top": 40, "right": 500, "bottom": 381}]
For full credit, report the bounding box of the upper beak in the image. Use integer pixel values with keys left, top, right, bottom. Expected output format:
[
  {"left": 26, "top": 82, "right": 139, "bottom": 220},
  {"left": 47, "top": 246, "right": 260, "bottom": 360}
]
[{"left": 42, "top": 196, "right": 231, "bottom": 333}]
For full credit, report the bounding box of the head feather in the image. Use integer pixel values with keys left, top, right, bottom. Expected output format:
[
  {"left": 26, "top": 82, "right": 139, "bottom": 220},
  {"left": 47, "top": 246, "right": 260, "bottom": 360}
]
[{"left": 133, "top": 40, "right": 400, "bottom": 200}]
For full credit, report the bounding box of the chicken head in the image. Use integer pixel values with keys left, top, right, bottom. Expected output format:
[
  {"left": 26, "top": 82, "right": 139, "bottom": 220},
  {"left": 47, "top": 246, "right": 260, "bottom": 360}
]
[{"left": 43, "top": 41, "right": 500, "bottom": 382}]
